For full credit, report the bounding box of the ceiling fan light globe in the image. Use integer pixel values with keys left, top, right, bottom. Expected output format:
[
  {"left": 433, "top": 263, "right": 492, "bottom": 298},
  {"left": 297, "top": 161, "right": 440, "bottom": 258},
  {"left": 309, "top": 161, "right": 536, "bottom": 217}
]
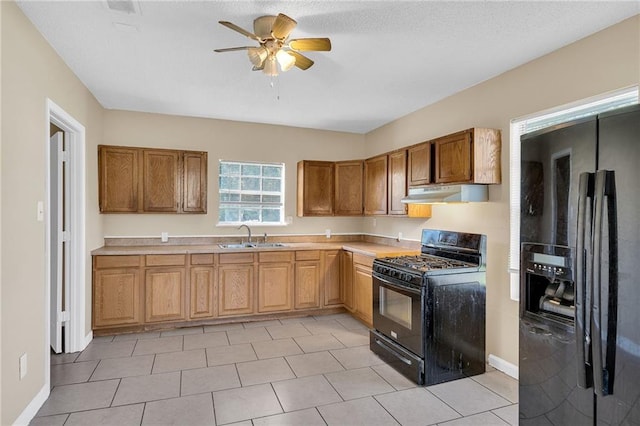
[
  {"left": 276, "top": 50, "right": 296, "bottom": 72},
  {"left": 262, "top": 57, "right": 279, "bottom": 76},
  {"left": 247, "top": 47, "right": 268, "bottom": 67}
]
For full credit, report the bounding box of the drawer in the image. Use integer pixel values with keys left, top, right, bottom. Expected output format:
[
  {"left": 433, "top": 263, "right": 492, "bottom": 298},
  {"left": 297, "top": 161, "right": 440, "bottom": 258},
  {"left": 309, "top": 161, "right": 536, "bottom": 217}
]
[
  {"left": 94, "top": 255, "right": 141, "bottom": 269},
  {"left": 295, "top": 250, "right": 321, "bottom": 261},
  {"left": 353, "top": 253, "right": 374, "bottom": 268},
  {"left": 191, "top": 253, "right": 215, "bottom": 265},
  {"left": 146, "top": 254, "right": 186, "bottom": 267},
  {"left": 259, "top": 251, "right": 294, "bottom": 263},
  {"left": 219, "top": 252, "right": 255, "bottom": 264}
]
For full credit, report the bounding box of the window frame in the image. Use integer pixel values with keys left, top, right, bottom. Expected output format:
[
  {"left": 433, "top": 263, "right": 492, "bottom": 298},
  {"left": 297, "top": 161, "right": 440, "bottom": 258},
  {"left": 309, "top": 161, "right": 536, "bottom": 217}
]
[
  {"left": 217, "top": 159, "right": 286, "bottom": 226},
  {"left": 508, "top": 86, "right": 638, "bottom": 301}
]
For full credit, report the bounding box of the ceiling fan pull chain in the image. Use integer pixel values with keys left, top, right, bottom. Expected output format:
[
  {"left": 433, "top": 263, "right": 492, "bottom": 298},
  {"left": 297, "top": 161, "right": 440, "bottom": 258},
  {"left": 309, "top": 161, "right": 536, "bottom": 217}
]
[{"left": 270, "top": 75, "right": 281, "bottom": 101}]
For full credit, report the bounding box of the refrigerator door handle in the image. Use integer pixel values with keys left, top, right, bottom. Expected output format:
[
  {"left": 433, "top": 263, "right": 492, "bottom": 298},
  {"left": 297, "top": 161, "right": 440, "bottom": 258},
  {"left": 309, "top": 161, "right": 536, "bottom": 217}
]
[
  {"left": 576, "top": 172, "right": 594, "bottom": 389},
  {"left": 592, "top": 170, "right": 618, "bottom": 397}
]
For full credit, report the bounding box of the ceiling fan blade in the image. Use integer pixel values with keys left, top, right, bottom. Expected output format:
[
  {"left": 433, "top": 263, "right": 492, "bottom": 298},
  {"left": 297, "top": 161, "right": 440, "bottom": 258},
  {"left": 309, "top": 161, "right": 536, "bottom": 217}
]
[
  {"left": 218, "top": 21, "right": 261, "bottom": 42},
  {"left": 289, "top": 38, "right": 332, "bottom": 52},
  {"left": 271, "top": 13, "right": 297, "bottom": 39},
  {"left": 289, "top": 51, "right": 314, "bottom": 70},
  {"left": 214, "top": 46, "right": 253, "bottom": 53}
]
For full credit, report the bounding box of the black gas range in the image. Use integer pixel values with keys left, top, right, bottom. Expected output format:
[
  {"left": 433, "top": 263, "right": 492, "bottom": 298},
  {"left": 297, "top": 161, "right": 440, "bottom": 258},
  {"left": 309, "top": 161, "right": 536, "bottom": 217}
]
[{"left": 370, "top": 229, "right": 487, "bottom": 385}]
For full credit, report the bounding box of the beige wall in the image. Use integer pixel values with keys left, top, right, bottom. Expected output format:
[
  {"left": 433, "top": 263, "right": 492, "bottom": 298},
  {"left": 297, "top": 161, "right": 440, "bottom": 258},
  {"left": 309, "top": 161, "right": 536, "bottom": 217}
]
[
  {"left": 101, "top": 110, "right": 366, "bottom": 238},
  {"left": 1, "top": 0, "right": 638, "bottom": 422},
  {"left": 1, "top": 2, "right": 104, "bottom": 423},
  {"left": 364, "top": 15, "right": 640, "bottom": 366}
]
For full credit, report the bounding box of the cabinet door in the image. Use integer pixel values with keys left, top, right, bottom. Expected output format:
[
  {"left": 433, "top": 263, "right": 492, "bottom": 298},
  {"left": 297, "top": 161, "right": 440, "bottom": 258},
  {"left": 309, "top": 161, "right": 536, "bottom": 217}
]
[
  {"left": 407, "top": 142, "right": 431, "bottom": 186},
  {"left": 334, "top": 161, "right": 363, "bottom": 216},
  {"left": 93, "top": 268, "right": 141, "bottom": 327},
  {"left": 434, "top": 132, "right": 472, "bottom": 183},
  {"left": 295, "top": 261, "right": 321, "bottom": 309},
  {"left": 258, "top": 263, "right": 293, "bottom": 313},
  {"left": 145, "top": 268, "right": 186, "bottom": 322},
  {"left": 218, "top": 264, "right": 255, "bottom": 316},
  {"left": 182, "top": 152, "right": 207, "bottom": 213},
  {"left": 297, "top": 161, "right": 334, "bottom": 216},
  {"left": 388, "top": 150, "right": 408, "bottom": 215},
  {"left": 190, "top": 266, "right": 215, "bottom": 319},
  {"left": 364, "top": 155, "right": 388, "bottom": 215},
  {"left": 143, "top": 149, "right": 180, "bottom": 212},
  {"left": 98, "top": 146, "right": 139, "bottom": 212},
  {"left": 353, "top": 264, "right": 373, "bottom": 326},
  {"left": 323, "top": 250, "right": 342, "bottom": 306},
  {"left": 341, "top": 251, "right": 354, "bottom": 311}
]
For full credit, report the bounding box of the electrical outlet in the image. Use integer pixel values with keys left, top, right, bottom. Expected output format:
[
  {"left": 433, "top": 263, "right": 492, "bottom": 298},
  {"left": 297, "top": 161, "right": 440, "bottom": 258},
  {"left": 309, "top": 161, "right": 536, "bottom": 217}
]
[
  {"left": 398, "top": 232, "right": 403, "bottom": 241},
  {"left": 325, "top": 229, "right": 331, "bottom": 239},
  {"left": 161, "top": 232, "right": 169, "bottom": 243},
  {"left": 372, "top": 218, "right": 377, "bottom": 227},
  {"left": 19, "top": 353, "right": 27, "bottom": 380}
]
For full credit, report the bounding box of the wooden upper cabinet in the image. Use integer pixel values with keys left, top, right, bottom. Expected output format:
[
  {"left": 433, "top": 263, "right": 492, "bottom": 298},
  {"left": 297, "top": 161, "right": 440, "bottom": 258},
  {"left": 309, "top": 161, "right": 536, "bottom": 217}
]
[
  {"left": 434, "top": 128, "right": 501, "bottom": 184},
  {"left": 98, "top": 146, "right": 139, "bottom": 212},
  {"left": 297, "top": 161, "right": 334, "bottom": 216},
  {"left": 407, "top": 142, "right": 431, "bottom": 186},
  {"left": 182, "top": 152, "right": 208, "bottom": 213},
  {"left": 143, "top": 149, "right": 180, "bottom": 212},
  {"left": 364, "top": 154, "right": 388, "bottom": 215},
  {"left": 334, "top": 160, "right": 363, "bottom": 216},
  {"left": 98, "top": 145, "right": 207, "bottom": 214},
  {"left": 388, "top": 150, "right": 408, "bottom": 215}
]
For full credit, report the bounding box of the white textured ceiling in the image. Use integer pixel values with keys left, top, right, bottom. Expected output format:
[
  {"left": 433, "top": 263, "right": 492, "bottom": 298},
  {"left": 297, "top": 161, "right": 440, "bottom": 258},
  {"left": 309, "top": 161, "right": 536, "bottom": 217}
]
[{"left": 16, "top": 1, "right": 640, "bottom": 134}]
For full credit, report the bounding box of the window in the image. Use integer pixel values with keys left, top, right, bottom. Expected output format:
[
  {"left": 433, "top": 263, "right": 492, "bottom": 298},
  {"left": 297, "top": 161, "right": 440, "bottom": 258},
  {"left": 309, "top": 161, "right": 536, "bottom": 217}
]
[
  {"left": 218, "top": 160, "right": 285, "bottom": 225},
  {"left": 509, "top": 87, "right": 638, "bottom": 301}
]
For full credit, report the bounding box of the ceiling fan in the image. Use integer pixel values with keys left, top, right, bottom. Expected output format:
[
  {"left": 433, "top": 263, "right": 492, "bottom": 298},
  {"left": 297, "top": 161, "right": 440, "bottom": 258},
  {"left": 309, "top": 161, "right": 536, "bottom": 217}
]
[{"left": 214, "top": 13, "right": 331, "bottom": 76}]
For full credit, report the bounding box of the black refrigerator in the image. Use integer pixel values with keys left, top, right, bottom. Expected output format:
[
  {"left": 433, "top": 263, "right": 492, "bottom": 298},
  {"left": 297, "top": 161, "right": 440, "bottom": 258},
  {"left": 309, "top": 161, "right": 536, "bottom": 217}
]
[{"left": 519, "top": 103, "right": 640, "bottom": 425}]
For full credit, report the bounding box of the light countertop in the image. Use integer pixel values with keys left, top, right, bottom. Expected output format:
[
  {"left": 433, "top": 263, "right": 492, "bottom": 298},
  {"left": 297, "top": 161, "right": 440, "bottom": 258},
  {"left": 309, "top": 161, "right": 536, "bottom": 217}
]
[{"left": 91, "top": 241, "right": 420, "bottom": 258}]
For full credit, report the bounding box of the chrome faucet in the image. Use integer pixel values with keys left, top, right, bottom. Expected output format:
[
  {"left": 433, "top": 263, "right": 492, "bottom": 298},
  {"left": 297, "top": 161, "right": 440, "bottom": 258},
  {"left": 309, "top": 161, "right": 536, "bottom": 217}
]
[{"left": 238, "top": 224, "right": 252, "bottom": 243}]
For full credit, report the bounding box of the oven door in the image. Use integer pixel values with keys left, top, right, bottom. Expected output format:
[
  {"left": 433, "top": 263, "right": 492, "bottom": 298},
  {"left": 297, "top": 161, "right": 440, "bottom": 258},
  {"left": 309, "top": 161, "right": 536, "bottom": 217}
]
[{"left": 372, "top": 272, "right": 424, "bottom": 357}]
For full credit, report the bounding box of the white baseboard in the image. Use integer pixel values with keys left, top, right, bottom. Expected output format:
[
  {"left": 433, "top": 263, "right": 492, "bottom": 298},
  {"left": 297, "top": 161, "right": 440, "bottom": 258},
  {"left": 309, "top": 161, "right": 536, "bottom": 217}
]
[
  {"left": 82, "top": 330, "right": 93, "bottom": 349},
  {"left": 13, "top": 384, "right": 49, "bottom": 426},
  {"left": 488, "top": 354, "right": 519, "bottom": 379}
]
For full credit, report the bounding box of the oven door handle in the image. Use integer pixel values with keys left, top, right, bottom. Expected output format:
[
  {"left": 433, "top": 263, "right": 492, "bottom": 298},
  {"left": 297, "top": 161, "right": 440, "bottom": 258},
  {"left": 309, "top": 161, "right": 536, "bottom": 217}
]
[{"left": 373, "top": 273, "right": 422, "bottom": 295}]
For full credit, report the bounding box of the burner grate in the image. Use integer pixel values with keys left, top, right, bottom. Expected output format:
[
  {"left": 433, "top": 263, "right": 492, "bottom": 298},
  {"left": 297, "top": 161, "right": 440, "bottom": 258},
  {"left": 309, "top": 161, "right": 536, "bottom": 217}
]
[{"left": 384, "top": 254, "right": 473, "bottom": 271}]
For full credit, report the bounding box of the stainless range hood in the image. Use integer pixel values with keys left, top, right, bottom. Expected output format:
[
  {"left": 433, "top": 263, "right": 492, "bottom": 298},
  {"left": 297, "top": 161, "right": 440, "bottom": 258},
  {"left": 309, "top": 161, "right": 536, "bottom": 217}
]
[{"left": 400, "top": 184, "right": 488, "bottom": 204}]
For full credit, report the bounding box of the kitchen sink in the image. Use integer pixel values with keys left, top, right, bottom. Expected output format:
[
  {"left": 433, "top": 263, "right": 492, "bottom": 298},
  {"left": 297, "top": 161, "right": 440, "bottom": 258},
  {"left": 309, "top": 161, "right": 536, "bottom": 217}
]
[{"left": 219, "top": 242, "right": 287, "bottom": 249}]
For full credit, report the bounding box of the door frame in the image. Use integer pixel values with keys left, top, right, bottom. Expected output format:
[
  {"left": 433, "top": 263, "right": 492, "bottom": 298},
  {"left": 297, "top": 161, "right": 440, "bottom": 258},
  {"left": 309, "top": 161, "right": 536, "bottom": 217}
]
[{"left": 44, "top": 99, "right": 87, "bottom": 365}]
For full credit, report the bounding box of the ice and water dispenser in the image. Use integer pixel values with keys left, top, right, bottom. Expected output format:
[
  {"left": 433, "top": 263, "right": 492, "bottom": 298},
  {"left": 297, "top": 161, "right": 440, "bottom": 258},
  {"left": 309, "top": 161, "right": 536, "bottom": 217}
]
[{"left": 521, "top": 243, "right": 575, "bottom": 326}]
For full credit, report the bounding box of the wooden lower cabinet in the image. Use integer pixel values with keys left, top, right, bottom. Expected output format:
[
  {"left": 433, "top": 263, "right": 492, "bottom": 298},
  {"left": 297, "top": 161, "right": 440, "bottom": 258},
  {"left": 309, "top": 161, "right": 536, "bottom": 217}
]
[
  {"left": 295, "top": 252, "right": 321, "bottom": 310},
  {"left": 218, "top": 264, "right": 255, "bottom": 316},
  {"left": 145, "top": 268, "right": 186, "bottom": 322},
  {"left": 93, "top": 267, "right": 142, "bottom": 327},
  {"left": 93, "top": 247, "right": 360, "bottom": 332},
  {"left": 323, "top": 250, "right": 342, "bottom": 306},
  {"left": 352, "top": 254, "right": 374, "bottom": 326},
  {"left": 295, "top": 262, "right": 320, "bottom": 309},
  {"left": 190, "top": 266, "right": 215, "bottom": 319},
  {"left": 258, "top": 262, "right": 293, "bottom": 313},
  {"left": 341, "top": 251, "right": 354, "bottom": 311}
]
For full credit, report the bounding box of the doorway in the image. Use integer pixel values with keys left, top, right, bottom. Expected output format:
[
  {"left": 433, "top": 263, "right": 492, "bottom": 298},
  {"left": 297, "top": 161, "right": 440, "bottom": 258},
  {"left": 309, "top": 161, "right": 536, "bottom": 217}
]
[{"left": 46, "top": 100, "right": 87, "bottom": 360}]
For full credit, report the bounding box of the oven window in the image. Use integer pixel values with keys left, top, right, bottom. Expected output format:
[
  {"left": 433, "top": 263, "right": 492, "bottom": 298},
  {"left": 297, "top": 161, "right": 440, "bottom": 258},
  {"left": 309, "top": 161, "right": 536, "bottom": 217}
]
[{"left": 379, "top": 287, "right": 412, "bottom": 329}]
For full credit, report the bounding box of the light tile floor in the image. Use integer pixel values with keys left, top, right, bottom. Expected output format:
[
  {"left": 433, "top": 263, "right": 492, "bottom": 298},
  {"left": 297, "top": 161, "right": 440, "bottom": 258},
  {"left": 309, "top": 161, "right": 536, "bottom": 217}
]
[{"left": 32, "top": 313, "right": 518, "bottom": 426}]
